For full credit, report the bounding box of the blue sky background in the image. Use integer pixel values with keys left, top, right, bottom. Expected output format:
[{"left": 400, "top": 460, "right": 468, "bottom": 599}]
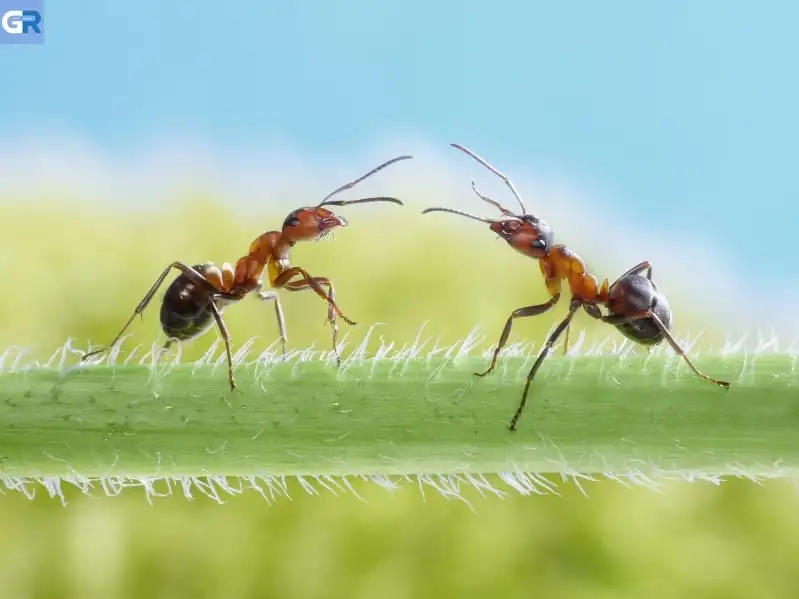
[{"left": 2, "top": 0, "right": 797, "bottom": 293}]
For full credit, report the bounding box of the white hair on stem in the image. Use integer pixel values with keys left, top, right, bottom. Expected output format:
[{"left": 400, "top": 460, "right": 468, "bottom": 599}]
[{"left": 0, "top": 330, "right": 797, "bottom": 507}]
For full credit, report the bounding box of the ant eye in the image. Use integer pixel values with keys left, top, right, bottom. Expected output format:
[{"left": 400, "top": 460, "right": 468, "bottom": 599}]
[
  {"left": 282, "top": 211, "right": 301, "bottom": 228},
  {"left": 531, "top": 239, "right": 546, "bottom": 250}
]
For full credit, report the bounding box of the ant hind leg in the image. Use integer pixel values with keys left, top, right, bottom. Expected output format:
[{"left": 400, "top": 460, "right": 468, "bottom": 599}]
[
  {"left": 82, "top": 261, "right": 213, "bottom": 362},
  {"left": 601, "top": 310, "right": 730, "bottom": 389},
  {"left": 208, "top": 301, "right": 237, "bottom": 391},
  {"left": 614, "top": 261, "right": 653, "bottom": 283}
]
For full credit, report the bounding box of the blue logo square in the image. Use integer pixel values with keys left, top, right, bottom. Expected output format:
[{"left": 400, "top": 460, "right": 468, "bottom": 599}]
[{"left": 0, "top": 0, "right": 44, "bottom": 44}]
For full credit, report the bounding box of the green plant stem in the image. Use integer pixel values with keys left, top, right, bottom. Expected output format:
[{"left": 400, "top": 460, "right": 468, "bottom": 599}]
[{"left": 0, "top": 354, "right": 797, "bottom": 477}]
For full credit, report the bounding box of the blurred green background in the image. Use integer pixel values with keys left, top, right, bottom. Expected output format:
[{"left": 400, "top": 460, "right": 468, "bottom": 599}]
[
  {"left": 0, "top": 197, "right": 792, "bottom": 598},
  {"left": 0, "top": 197, "right": 725, "bottom": 361},
  {"left": 2, "top": 476, "right": 798, "bottom": 598}
]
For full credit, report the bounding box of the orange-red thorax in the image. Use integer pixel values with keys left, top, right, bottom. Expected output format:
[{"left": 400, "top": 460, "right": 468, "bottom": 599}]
[
  {"left": 227, "top": 206, "right": 350, "bottom": 294},
  {"left": 489, "top": 218, "right": 608, "bottom": 302},
  {"left": 231, "top": 230, "right": 289, "bottom": 292},
  {"left": 539, "top": 245, "right": 609, "bottom": 303}
]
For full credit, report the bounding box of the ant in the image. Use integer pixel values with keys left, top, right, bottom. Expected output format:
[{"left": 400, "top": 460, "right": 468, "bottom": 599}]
[
  {"left": 423, "top": 143, "right": 730, "bottom": 431},
  {"left": 81, "top": 155, "right": 412, "bottom": 390}
]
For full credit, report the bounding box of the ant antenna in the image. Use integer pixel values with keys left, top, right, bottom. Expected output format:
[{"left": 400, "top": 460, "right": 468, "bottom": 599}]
[
  {"left": 421, "top": 207, "right": 500, "bottom": 225},
  {"left": 470, "top": 181, "right": 516, "bottom": 217},
  {"left": 318, "top": 196, "right": 404, "bottom": 208},
  {"left": 450, "top": 143, "right": 527, "bottom": 215},
  {"left": 318, "top": 155, "right": 413, "bottom": 207}
]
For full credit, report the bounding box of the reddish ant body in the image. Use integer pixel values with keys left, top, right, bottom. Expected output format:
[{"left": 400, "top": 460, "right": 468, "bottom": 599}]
[
  {"left": 423, "top": 143, "right": 730, "bottom": 431},
  {"left": 82, "top": 155, "right": 412, "bottom": 389}
]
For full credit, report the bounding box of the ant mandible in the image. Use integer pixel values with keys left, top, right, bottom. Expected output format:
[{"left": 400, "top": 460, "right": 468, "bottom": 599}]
[
  {"left": 81, "top": 155, "right": 413, "bottom": 390},
  {"left": 422, "top": 143, "right": 730, "bottom": 431}
]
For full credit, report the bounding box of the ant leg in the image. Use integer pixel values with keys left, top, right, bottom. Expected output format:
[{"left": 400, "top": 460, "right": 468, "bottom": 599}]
[
  {"left": 160, "top": 338, "right": 175, "bottom": 358},
  {"left": 476, "top": 295, "right": 560, "bottom": 378},
  {"left": 82, "top": 262, "right": 212, "bottom": 362},
  {"left": 283, "top": 277, "right": 344, "bottom": 366},
  {"left": 208, "top": 300, "right": 236, "bottom": 391},
  {"left": 509, "top": 300, "right": 581, "bottom": 432},
  {"left": 256, "top": 289, "right": 288, "bottom": 356},
  {"left": 273, "top": 267, "right": 355, "bottom": 326},
  {"left": 562, "top": 323, "right": 571, "bottom": 356},
  {"left": 601, "top": 311, "right": 730, "bottom": 389},
  {"left": 616, "top": 261, "right": 653, "bottom": 281}
]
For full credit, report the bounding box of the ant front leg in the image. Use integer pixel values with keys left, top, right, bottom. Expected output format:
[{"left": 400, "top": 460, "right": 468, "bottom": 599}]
[
  {"left": 285, "top": 277, "right": 342, "bottom": 364},
  {"left": 273, "top": 267, "right": 353, "bottom": 366},
  {"left": 82, "top": 261, "right": 212, "bottom": 362},
  {"left": 273, "top": 267, "right": 354, "bottom": 325},
  {"left": 255, "top": 285, "right": 288, "bottom": 357},
  {"left": 509, "top": 299, "right": 581, "bottom": 432},
  {"left": 476, "top": 295, "right": 560, "bottom": 378},
  {"left": 601, "top": 311, "right": 730, "bottom": 389}
]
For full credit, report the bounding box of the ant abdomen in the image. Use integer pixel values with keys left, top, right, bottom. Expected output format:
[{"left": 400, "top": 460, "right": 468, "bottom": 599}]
[
  {"left": 159, "top": 264, "right": 230, "bottom": 342},
  {"left": 608, "top": 274, "right": 672, "bottom": 346}
]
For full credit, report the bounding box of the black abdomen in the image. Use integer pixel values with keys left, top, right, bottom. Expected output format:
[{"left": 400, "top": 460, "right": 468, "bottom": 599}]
[
  {"left": 608, "top": 274, "right": 672, "bottom": 346},
  {"left": 159, "top": 264, "right": 217, "bottom": 341},
  {"left": 615, "top": 319, "right": 664, "bottom": 345}
]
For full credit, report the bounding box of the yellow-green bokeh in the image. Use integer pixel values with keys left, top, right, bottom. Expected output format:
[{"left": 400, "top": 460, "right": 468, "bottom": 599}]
[
  {"left": 0, "top": 197, "right": 783, "bottom": 598},
  {"left": 0, "top": 197, "right": 723, "bottom": 362},
  {"left": 1, "top": 477, "right": 798, "bottom": 599}
]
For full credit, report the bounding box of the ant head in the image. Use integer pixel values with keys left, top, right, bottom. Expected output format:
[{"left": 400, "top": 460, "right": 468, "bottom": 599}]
[
  {"left": 421, "top": 208, "right": 553, "bottom": 258},
  {"left": 490, "top": 214, "right": 553, "bottom": 258},
  {"left": 281, "top": 207, "right": 348, "bottom": 243},
  {"left": 430, "top": 142, "right": 555, "bottom": 258},
  {"left": 280, "top": 154, "right": 411, "bottom": 244}
]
